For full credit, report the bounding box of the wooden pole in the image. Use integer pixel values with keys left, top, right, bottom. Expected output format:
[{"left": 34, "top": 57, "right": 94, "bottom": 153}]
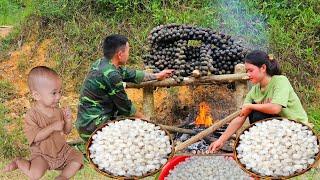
[
  {"left": 142, "top": 69, "right": 155, "bottom": 120},
  {"left": 143, "top": 87, "right": 154, "bottom": 120},
  {"left": 234, "top": 64, "right": 247, "bottom": 110},
  {"left": 127, "top": 73, "right": 248, "bottom": 88},
  {"left": 234, "top": 64, "right": 250, "bottom": 135},
  {"left": 159, "top": 124, "right": 197, "bottom": 134},
  {"left": 175, "top": 110, "right": 240, "bottom": 152}
]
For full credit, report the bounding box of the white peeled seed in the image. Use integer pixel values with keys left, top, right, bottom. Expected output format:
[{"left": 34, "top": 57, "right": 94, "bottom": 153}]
[
  {"left": 237, "top": 118, "right": 319, "bottom": 177},
  {"left": 89, "top": 119, "right": 172, "bottom": 177}
]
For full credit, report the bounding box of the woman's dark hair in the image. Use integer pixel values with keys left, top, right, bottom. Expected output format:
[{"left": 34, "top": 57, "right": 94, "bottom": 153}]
[
  {"left": 103, "top": 34, "right": 128, "bottom": 59},
  {"left": 245, "top": 50, "right": 281, "bottom": 76}
]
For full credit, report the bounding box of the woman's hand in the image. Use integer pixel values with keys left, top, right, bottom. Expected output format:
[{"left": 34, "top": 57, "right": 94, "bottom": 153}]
[
  {"left": 240, "top": 104, "right": 252, "bottom": 117},
  {"left": 208, "top": 139, "right": 225, "bottom": 153}
]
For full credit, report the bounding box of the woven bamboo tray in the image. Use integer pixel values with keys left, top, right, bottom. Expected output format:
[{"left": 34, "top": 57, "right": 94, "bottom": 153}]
[
  {"left": 233, "top": 117, "right": 320, "bottom": 179},
  {"left": 86, "top": 118, "right": 175, "bottom": 179}
]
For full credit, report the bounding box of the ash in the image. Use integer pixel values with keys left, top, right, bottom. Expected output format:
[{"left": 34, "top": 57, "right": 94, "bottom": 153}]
[
  {"left": 174, "top": 124, "right": 233, "bottom": 153},
  {"left": 186, "top": 139, "right": 209, "bottom": 152}
]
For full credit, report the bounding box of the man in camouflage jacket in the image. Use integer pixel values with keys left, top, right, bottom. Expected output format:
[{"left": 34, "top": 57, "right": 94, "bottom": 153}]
[{"left": 76, "top": 34, "right": 173, "bottom": 141}]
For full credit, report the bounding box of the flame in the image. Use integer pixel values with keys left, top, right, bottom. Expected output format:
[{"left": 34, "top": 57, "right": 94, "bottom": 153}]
[{"left": 195, "top": 102, "right": 214, "bottom": 127}]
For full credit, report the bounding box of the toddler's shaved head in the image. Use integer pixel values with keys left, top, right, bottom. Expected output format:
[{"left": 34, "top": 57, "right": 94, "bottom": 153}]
[{"left": 27, "top": 66, "right": 60, "bottom": 92}]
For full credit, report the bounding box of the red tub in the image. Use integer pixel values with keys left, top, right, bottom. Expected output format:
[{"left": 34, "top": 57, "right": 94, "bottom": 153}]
[
  {"left": 158, "top": 156, "right": 190, "bottom": 180},
  {"left": 158, "top": 154, "right": 235, "bottom": 180}
]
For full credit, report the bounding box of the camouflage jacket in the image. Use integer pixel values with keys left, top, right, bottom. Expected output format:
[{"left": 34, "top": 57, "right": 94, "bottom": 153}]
[{"left": 76, "top": 58, "right": 144, "bottom": 139}]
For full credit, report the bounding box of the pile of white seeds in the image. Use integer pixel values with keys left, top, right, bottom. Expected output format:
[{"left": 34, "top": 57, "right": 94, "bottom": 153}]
[
  {"left": 89, "top": 119, "right": 172, "bottom": 177},
  {"left": 165, "top": 156, "right": 250, "bottom": 180},
  {"left": 237, "top": 119, "right": 319, "bottom": 177}
]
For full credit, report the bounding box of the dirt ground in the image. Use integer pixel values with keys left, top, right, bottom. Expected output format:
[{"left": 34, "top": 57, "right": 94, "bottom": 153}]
[{"left": 0, "top": 26, "right": 13, "bottom": 38}]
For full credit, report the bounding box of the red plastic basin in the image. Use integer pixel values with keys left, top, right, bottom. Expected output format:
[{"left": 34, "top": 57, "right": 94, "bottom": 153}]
[
  {"left": 158, "top": 156, "right": 190, "bottom": 180},
  {"left": 158, "top": 154, "right": 236, "bottom": 180}
]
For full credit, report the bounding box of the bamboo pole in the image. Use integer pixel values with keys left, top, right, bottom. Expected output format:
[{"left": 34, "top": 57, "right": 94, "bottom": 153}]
[
  {"left": 175, "top": 110, "right": 240, "bottom": 152},
  {"left": 126, "top": 73, "right": 248, "bottom": 88}
]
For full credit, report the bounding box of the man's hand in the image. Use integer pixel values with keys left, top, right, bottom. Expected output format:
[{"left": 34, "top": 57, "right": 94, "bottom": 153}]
[
  {"left": 52, "top": 121, "right": 65, "bottom": 131},
  {"left": 240, "top": 104, "right": 252, "bottom": 117},
  {"left": 155, "top": 69, "right": 174, "bottom": 80},
  {"left": 208, "top": 139, "right": 225, "bottom": 153},
  {"left": 63, "top": 107, "right": 72, "bottom": 122}
]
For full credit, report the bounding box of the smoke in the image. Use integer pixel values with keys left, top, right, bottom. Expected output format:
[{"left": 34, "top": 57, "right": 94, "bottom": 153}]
[{"left": 211, "top": 0, "right": 268, "bottom": 51}]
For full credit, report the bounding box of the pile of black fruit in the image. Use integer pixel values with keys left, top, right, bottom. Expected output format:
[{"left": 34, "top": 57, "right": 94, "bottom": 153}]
[{"left": 143, "top": 24, "right": 247, "bottom": 82}]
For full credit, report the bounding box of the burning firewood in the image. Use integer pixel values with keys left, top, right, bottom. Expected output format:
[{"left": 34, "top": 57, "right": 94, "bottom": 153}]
[
  {"left": 195, "top": 102, "right": 213, "bottom": 127},
  {"left": 175, "top": 110, "right": 240, "bottom": 152}
]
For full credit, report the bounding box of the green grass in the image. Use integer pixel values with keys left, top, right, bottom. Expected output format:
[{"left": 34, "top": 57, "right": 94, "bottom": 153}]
[
  {"left": 293, "top": 168, "right": 320, "bottom": 180},
  {"left": 244, "top": 0, "right": 320, "bottom": 107},
  {"left": 0, "top": 104, "right": 29, "bottom": 159},
  {"left": 0, "top": 158, "right": 318, "bottom": 179},
  {"left": 0, "top": 0, "right": 23, "bottom": 25},
  {"left": 0, "top": 160, "right": 108, "bottom": 180},
  {"left": 0, "top": 159, "right": 158, "bottom": 180},
  {"left": 0, "top": 0, "right": 34, "bottom": 25},
  {"left": 0, "top": 80, "right": 16, "bottom": 103},
  {"left": 308, "top": 108, "right": 320, "bottom": 133}
]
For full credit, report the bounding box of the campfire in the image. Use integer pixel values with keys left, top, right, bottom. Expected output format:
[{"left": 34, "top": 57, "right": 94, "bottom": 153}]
[
  {"left": 195, "top": 102, "right": 214, "bottom": 127},
  {"left": 173, "top": 101, "right": 234, "bottom": 154}
]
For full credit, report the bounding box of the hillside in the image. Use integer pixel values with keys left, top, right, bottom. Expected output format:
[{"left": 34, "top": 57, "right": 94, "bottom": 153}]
[{"left": 0, "top": 0, "right": 319, "bottom": 179}]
